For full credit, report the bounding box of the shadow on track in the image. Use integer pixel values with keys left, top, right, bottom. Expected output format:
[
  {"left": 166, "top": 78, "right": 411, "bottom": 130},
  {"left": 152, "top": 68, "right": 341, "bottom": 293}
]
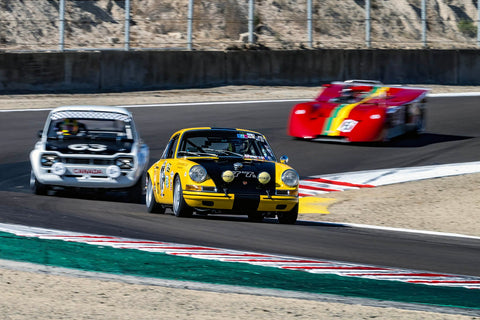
[
  {"left": 0, "top": 161, "right": 144, "bottom": 204},
  {"left": 302, "top": 133, "right": 474, "bottom": 148}
]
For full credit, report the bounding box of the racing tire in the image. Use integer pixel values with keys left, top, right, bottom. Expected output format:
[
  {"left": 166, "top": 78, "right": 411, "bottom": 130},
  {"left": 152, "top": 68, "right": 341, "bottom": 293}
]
[
  {"left": 30, "top": 170, "right": 48, "bottom": 195},
  {"left": 415, "top": 111, "right": 426, "bottom": 134},
  {"left": 173, "top": 176, "right": 193, "bottom": 218},
  {"left": 277, "top": 204, "right": 298, "bottom": 225},
  {"left": 248, "top": 211, "right": 264, "bottom": 222},
  {"left": 146, "top": 176, "right": 165, "bottom": 214},
  {"left": 128, "top": 175, "right": 145, "bottom": 204}
]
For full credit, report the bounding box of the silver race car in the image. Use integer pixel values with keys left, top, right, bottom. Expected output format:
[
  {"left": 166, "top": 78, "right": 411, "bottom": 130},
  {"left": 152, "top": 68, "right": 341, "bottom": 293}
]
[{"left": 30, "top": 106, "right": 149, "bottom": 201}]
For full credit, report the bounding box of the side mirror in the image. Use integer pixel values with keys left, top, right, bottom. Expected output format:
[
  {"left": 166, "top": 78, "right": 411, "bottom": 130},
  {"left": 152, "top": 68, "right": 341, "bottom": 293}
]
[
  {"left": 37, "top": 130, "right": 43, "bottom": 138},
  {"left": 280, "top": 155, "right": 289, "bottom": 164}
]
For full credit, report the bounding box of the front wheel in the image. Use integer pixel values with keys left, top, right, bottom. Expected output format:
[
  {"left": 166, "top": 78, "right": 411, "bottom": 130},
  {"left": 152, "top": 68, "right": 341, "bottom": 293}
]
[
  {"left": 127, "top": 175, "right": 145, "bottom": 203},
  {"left": 173, "top": 176, "right": 193, "bottom": 217},
  {"left": 146, "top": 176, "right": 165, "bottom": 214},
  {"left": 277, "top": 204, "right": 298, "bottom": 224},
  {"left": 30, "top": 170, "right": 48, "bottom": 195}
]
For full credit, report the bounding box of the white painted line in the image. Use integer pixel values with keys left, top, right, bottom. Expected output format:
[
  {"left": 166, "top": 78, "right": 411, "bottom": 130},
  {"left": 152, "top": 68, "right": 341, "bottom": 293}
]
[
  {"left": 301, "top": 220, "right": 480, "bottom": 241},
  {"left": 1, "top": 90, "right": 480, "bottom": 113},
  {"left": 0, "top": 99, "right": 310, "bottom": 113},
  {"left": 311, "top": 161, "right": 480, "bottom": 187}
]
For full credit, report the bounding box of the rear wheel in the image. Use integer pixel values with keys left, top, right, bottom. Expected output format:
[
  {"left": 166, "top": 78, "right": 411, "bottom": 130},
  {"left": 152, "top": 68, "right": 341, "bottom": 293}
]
[
  {"left": 277, "top": 204, "right": 298, "bottom": 224},
  {"left": 173, "top": 176, "right": 193, "bottom": 217},
  {"left": 146, "top": 176, "right": 165, "bottom": 214},
  {"left": 30, "top": 170, "right": 48, "bottom": 195}
]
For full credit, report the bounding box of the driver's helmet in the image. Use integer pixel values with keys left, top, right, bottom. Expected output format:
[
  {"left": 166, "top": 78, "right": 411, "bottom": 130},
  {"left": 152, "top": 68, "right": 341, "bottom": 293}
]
[
  {"left": 341, "top": 87, "right": 354, "bottom": 98},
  {"left": 59, "top": 118, "right": 79, "bottom": 135}
]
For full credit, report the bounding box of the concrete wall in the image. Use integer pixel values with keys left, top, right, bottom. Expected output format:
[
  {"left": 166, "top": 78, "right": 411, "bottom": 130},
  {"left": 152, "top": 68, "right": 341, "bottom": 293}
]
[{"left": 1, "top": 49, "right": 479, "bottom": 93}]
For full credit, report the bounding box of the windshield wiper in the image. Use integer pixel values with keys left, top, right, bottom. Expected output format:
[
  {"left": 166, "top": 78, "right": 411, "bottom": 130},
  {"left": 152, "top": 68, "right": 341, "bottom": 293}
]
[
  {"left": 203, "top": 148, "right": 243, "bottom": 158},
  {"left": 177, "top": 150, "right": 218, "bottom": 157}
]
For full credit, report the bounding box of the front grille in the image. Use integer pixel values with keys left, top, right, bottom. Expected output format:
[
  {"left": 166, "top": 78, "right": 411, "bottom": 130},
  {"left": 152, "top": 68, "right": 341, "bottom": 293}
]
[{"left": 63, "top": 157, "right": 115, "bottom": 165}]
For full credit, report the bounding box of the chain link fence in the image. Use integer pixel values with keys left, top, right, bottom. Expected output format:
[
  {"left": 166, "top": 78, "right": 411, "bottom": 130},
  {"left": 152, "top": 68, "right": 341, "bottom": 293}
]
[{"left": 1, "top": 0, "right": 479, "bottom": 52}]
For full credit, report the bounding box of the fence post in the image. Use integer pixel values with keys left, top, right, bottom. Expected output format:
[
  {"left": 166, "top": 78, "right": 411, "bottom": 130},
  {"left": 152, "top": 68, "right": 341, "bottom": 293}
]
[
  {"left": 365, "top": 0, "right": 371, "bottom": 48},
  {"left": 124, "top": 0, "right": 130, "bottom": 50},
  {"left": 477, "top": 0, "right": 480, "bottom": 48},
  {"left": 422, "top": 0, "right": 427, "bottom": 47},
  {"left": 59, "top": 0, "right": 65, "bottom": 51},
  {"left": 248, "top": 0, "right": 255, "bottom": 44},
  {"left": 187, "top": 0, "right": 194, "bottom": 50},
  {"left": 307, "top": 0, "right": 312, "bottom": 48}
]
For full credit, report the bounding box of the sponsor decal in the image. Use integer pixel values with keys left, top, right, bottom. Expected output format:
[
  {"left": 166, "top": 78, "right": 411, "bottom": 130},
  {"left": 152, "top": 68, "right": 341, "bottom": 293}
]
[{"left": 72, "top": 168, "right": 104, "bottom": 175}]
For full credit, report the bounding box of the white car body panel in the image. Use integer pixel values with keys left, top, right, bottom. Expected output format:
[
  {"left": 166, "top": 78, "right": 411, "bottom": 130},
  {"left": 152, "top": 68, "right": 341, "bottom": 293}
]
[{"left": 30, "top": 106, "right": 149, "bottom": 190}]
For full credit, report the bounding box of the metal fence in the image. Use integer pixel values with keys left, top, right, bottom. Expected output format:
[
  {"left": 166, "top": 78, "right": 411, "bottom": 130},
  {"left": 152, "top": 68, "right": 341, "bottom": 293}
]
[{"left": 1, "top": 0, "right": 480, "bottom": 52}]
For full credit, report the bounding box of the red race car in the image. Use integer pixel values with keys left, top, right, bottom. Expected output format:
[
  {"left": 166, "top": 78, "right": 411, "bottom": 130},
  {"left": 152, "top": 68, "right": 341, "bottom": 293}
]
[{"left": 288, "top": 80, "right": 430, "bottom": 142}]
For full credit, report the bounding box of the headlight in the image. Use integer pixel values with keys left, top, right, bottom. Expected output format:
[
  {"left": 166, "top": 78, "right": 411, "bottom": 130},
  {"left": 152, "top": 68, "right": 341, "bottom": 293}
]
[
  {"left": 258, "top": 171, "right": 271, "bottom": 184},
  {"left": 115, "top": 157, "right": 134, "bottom": 169},
  {"left": 189, "top": 165, "right": 207, "bottom": 183},
  {"left": 40, "top": 154, "right": 59, "bottom": 167},
  {"left": 281, "top": 169, "right": 299, "bottom": 187}
]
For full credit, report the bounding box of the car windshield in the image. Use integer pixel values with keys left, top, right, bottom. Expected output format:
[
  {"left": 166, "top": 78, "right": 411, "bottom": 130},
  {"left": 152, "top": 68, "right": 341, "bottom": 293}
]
[
  {"left": 177, "top": 130, "right": 276, "bottom": 161},
  {"left": 47, "top": 117, "right": 133, "bottom": 141}
]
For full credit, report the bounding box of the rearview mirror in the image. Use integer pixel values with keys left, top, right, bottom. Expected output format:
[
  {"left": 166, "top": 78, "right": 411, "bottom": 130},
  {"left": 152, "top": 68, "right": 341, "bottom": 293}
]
[{"left": 280, "top": 155, "right": 289, "bottom": 164}]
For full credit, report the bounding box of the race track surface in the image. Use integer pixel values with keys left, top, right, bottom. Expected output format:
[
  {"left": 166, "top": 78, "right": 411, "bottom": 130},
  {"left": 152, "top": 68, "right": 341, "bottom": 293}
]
[{"left": 0, "top": 96, "right": 479, "bottom": 276}]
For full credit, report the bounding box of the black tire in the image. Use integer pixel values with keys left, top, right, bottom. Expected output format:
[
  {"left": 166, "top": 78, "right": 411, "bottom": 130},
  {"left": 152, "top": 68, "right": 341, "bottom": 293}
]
[
  {"left": 248, "top": 211, "right": 264, "bottom": 222},
  {"left": 415, "top": 110, "right": 426, "bottom": 134},
  {"left": 172, "top": 176, "right": 193, "bottom": 217},
  {"left": 30, "top": 170, "right": 48, "bottom": 195},
  {"left": 277, "top": 204, "right": 298, "bottom": 224},
  {"left": 127, "top": 175, "right": 145, "bottom": 203},
  {"left": 146, "top": 176, "right": 165, "bottom": 214}
]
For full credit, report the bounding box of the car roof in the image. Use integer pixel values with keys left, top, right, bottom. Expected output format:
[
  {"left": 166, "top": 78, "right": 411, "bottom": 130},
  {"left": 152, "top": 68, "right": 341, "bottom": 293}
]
[
  {"left": 172, "top": 127, "right": 263, "bottom": 137},
  {"left": 50, "top": 105, "right": 132, "bottom": 116}
]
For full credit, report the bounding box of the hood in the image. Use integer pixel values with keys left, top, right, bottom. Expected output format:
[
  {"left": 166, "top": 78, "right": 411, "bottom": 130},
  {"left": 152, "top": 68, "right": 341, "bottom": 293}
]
[
  {"left": 193, "top": 158, "right": 276, "bottom": 194},
  {"left": 45, "top": 138, "right": 133, "bottom": 155}
]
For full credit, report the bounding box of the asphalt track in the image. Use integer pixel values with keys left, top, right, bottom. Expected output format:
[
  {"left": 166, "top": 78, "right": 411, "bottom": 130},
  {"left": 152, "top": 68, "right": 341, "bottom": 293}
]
[{"left": 0, "top": 96, "right": 480, "bottom": 277}]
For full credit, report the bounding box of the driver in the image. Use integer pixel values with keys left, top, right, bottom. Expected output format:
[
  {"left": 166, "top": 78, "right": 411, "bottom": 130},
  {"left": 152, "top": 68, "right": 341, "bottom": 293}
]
[{"left": 58, "top": 119, "right": 86, "bottom": 136}]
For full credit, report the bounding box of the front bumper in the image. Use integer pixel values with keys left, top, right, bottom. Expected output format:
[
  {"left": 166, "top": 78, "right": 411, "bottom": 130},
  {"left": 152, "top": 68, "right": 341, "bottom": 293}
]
[{"left": 183, "top": 191, "right": 298, "bottom": 212}]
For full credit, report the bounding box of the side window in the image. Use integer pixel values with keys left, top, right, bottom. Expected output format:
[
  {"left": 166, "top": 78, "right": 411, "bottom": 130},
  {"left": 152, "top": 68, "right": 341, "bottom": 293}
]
[{"left": 162, "top": 134, "right": 179, "bottom": 159}]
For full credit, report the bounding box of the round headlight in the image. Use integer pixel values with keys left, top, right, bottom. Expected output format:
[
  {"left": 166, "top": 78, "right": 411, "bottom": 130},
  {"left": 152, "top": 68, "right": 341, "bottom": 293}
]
[
  {"left": 189, "top": 165, "right": 207, "bottom": 183},
  {"left": 281, "top": 169, "right": 299, "bottom": 187},
  {"left": 258, "top": 171, "right": 271, "bottom": 184},
  {"left": 106, "top": 165, "right": 121, "bottom": 178},
  {"left": 51, "top": 162, "right": 66, "bottom": 176},
  {"left": 222, "top": 170, "right": 234, "bottom": 183}
]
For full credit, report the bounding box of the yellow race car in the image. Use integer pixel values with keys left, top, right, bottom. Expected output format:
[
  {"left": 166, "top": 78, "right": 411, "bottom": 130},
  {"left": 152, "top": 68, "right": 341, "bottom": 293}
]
[{"left": 146, "top": 127, "right": 299, "bottom": 224}]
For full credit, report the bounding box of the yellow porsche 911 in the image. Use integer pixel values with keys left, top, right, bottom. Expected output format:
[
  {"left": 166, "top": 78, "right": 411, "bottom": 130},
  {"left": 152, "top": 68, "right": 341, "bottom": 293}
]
[{"left": 145, "top": 127, "right": 299, "bottom": 224}]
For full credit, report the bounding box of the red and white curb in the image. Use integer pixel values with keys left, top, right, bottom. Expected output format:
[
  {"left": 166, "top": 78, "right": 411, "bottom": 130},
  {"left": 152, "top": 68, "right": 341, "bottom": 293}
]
[
  {"left": 299, "top": 161, "right": 480, "bottom": 196},
  {"left": 0, "top": 222, "right": 478, "bottom": 290}
]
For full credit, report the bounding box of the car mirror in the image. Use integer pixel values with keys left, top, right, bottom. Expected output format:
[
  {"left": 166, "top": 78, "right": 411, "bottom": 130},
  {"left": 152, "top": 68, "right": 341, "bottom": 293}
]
[
  {"left": 37, "top": 130, "right": 43, "bottom": 138},
  {"left": 280, "top": 155, "right": 289, "bottom": 164}
]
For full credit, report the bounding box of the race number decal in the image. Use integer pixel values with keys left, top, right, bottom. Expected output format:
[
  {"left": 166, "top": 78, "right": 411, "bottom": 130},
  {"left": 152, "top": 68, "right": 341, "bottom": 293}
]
[
  {"left": 338, "top": 120, "right": 358, "bottom": 133},
  {"left": 68, "top": 144, "right": 108, "bottom": 152}
]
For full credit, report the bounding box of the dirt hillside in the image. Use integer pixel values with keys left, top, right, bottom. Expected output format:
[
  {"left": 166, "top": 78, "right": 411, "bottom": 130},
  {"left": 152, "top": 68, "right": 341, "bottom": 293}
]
[{"left": 1, "top": 0, "right": 478, "bottom": 50}]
